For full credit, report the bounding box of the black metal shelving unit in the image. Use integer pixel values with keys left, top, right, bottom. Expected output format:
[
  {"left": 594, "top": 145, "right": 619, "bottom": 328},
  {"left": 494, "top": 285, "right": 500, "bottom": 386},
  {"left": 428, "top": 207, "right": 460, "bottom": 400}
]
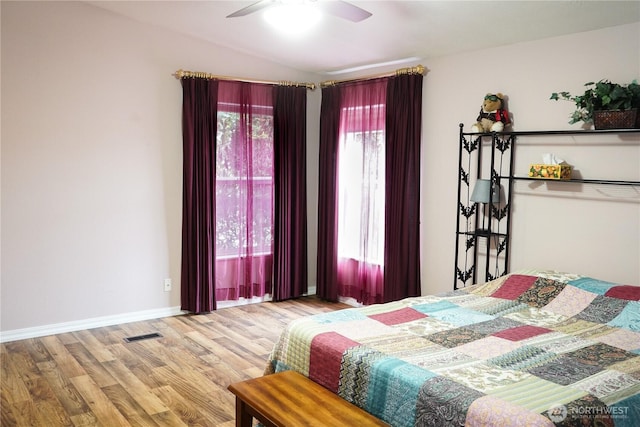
[{"left": 453, "top": 124, "right": 640, "bottom": 290}]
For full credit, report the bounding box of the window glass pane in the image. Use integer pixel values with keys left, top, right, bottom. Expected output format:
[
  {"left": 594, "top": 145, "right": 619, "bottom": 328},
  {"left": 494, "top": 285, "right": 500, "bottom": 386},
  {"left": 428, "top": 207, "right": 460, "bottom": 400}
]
[
  {"left": 215, "top": 106, "right": 273, "bottom": 258},
  {"left": 337, "top": 126, "right": 385, "bottom": 265}
]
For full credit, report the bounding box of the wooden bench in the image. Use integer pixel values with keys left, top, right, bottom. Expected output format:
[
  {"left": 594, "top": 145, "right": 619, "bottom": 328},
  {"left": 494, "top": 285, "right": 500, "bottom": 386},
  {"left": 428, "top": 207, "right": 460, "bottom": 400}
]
[{"left": 227, "top": 370, "right": 389, "bottom": 427}]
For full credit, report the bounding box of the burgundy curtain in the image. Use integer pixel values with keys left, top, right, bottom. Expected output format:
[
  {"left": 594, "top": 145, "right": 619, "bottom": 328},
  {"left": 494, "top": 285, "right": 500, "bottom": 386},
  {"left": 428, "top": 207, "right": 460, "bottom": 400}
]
[
  {"left": 383, "top": 73, "right": 423, "bottom": 302},
  {"left": 316, "top": 86, "right": 341, "bottom": 302},
  {"left": 180, "top": 78, "right": 218, "bottom": 313},
  {"left": 272, "top": 86, "right": 308, "bottom": 301}
]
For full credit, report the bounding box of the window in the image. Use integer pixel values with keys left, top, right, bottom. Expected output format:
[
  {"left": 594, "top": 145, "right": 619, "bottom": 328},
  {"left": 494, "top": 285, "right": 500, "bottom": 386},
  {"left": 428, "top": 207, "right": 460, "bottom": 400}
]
[
  {"left": 337, "top": 103, "right": 386, "bottom": 266},
  {"left": 215, "top": 103, "right": 274, "bottom": 259},
  {"left": 316, "top": 73, "right": 423, "bottom": 305},
  {"left": 337, "top": 127, "right": 385, "bottom": 264},
  {"left": 181, "top": 78, "right": 313, "bottom": 310}
]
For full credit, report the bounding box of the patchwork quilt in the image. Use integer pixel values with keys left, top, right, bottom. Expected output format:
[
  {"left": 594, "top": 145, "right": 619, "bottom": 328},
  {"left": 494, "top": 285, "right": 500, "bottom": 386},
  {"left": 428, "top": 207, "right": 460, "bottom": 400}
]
[{"left": 266, "top": 271, "right": 640, "bottom": 426}]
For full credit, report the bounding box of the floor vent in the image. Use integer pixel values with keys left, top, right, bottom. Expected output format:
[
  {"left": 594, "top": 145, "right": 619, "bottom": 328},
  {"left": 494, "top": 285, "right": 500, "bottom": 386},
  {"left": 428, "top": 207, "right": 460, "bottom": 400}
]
[{"left": 124, "top": 332, "right": 162, "bottom": 343}]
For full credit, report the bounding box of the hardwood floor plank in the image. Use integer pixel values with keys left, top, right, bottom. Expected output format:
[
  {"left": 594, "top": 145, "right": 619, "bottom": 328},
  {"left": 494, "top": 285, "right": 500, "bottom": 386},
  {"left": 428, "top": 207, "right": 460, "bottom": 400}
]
[
  {"left": 0, "top": 388, "right": 20, "bottom": 426},
  {"left": 69, "top": 374, "right": 131, "bottom": 427},
  {"left": 103, "top": 342, "right": 147, "bottom": 369},
  {"left": 72, "top": 330, "right": 117, "bottom": 363},
  {"left": 56, "top": 332, "right": 81, "bottom": 346},
  {"left": 212, "top": 336, "right": 269, "bottom": 369},
  {"left": 22, "top": 376, "right": 66, "bottom": 415},
  {"left": 101, "top": 359, "right": 169, "bottom": 415},
  {"left": 162, "top": 315, "right": 217, "bottom": 338},
  {"left": 1, "top": 296, "right": 350, "bottom": 426},
  {"left": 136, "top": 336, "right": 215, "bottom": 376},
  {"left": 31, "top": 399, "right": 73, "bottom": 427},
  {"left": 151, "top": 365, "right": 232, "bottom": 425},
  {"left": 22, "top": 338, "right": 54, "bottom": 365},
  {"left": 88, "top": 326, "right": 124, "bottom": 347},
  {"left": 192, "top": 321, "right": 273, "bottom": 357},
  {"left": 65, "top": 342, "right": 118, "bottom": 388},
  {"left": 163, "top": 333, "right": 212, "bottom": 359},
  {"left": 69, "top": 411, "right": 101, "bottom": 427},
  {"left": 117, "top": 340, "right": 168, "bottom": 371},
  {"left": 5, "top": 345, "right": 71, "bottom": 425},
  {"left": 150, "top": 385, "right": 207, "bottom": 427},
  {"left": 36, "top": 360, "right": 91, "bottom": 418},
  {"left": 102, "top": 343, "right": 164, "bottom": 390},
  {"left": 201, "top": 361, "right": 251, "bottom": 389},
  {"left": 101, "top": 383, "right": 161, "bottom": 427},
  {"left": 1, "top": 347, "right": 31, "bottom": 404},
  {"left": 6, "top": 399, "right": 42, "bottom": 427},
  {"left": 40, "top": 336, "right": 87, "bottom": 379},
  {"left": 4, "top": 342, "right": 40, "bottom": 384}
]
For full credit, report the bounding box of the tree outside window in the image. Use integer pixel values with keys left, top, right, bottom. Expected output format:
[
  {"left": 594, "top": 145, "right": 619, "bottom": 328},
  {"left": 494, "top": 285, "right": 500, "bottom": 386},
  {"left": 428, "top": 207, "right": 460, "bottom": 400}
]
[{"left": 215, "top": 107, "right": 274, "bottom": 258}]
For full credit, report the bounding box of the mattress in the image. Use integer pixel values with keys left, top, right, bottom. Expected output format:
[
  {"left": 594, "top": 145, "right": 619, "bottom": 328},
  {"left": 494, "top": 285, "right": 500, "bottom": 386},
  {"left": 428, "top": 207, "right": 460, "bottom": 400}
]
[{"left": 266, "top": 270, "right": 640, "bottom": 426}]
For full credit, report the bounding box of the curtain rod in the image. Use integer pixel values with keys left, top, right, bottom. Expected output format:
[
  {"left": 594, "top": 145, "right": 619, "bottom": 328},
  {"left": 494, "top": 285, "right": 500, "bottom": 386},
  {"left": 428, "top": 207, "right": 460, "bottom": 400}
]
[
  {"left": 320, "top": 64, "right": 427, "bottom": 88},
  {"left": 173, "top": 69, "right": 316, "bottom": 91}
]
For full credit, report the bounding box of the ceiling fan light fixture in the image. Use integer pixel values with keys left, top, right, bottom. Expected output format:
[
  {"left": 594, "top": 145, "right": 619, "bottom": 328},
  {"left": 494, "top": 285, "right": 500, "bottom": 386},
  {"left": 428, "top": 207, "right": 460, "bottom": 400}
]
[{"left": 263, "top": 2, "right": 322, "bottom": 35}]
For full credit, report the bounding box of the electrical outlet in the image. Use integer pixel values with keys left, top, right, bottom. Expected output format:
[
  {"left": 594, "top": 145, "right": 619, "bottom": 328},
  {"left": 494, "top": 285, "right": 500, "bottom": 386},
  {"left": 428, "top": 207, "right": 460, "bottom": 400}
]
[{"left": 164, "top": 278, "right": 172, "bottom": 292}]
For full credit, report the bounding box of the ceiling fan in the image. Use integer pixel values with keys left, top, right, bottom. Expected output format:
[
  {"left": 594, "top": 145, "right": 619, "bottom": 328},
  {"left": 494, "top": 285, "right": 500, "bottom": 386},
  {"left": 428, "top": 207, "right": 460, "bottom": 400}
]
[{"left": 226, "top": 0, "right": 372, "bottom": 22}]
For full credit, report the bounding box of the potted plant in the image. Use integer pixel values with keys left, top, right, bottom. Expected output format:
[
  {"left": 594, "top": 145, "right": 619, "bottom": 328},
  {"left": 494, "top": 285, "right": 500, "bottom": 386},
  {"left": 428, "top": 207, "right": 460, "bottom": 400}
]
[
  {"left": 629, "top": 80, "right": 640, "bottom": 128},
  {"left": 550, "top": 79, "right": 640, "bottom": 129}
]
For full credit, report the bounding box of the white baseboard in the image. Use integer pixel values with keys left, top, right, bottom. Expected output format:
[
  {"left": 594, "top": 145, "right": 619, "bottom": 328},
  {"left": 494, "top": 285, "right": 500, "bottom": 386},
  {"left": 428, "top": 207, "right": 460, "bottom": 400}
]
[
  {"left": 0, "top": 306, "right": 184, "bottom": 343},
  {"left": 1, "top": 287, "right": 320, "bottom": 343}
]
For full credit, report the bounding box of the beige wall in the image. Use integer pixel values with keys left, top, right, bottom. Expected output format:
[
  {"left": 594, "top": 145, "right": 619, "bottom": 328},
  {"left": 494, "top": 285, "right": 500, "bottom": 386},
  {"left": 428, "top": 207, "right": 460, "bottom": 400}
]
[
  {"left": 421, "top": 23, "right": 640, "bottom": 294},
  {"left": 0, "top": 1, "right": 319, "bottom": 335},
  {"left": 1, "top": 1, "right": 638, "bottom": 337}
]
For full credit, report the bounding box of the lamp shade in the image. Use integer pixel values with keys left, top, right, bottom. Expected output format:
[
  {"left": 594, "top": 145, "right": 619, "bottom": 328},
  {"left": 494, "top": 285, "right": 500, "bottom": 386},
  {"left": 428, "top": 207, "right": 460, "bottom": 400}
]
[{"left": 471, "top": 179, "right": 500, "bottom": 203}]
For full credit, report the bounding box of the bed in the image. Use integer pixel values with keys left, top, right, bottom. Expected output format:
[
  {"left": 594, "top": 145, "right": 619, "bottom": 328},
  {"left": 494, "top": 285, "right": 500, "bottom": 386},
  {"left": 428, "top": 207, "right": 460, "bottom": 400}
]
[{"left": 265, "top": 270, "right": 640, "bottom": 426}]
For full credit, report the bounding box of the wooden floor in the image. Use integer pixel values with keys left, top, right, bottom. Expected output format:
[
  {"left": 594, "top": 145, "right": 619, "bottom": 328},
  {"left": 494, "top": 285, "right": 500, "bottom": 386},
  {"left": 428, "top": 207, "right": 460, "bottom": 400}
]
[{"left": 1, "top": 297, "right": 349, "bottom": 426}]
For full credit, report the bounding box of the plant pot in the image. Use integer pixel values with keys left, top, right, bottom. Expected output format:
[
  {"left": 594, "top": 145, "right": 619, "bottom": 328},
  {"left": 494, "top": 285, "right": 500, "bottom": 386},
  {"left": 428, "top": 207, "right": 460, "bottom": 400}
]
[{"left": 593, "top": 109, "right": 637, "bottom": 130}]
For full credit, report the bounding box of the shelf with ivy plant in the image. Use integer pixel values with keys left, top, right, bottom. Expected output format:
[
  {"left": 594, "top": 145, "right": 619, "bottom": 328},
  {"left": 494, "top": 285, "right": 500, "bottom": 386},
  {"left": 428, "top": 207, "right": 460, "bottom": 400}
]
[{"left": 550, "top": 79, "right": 640, "bottom": 129}]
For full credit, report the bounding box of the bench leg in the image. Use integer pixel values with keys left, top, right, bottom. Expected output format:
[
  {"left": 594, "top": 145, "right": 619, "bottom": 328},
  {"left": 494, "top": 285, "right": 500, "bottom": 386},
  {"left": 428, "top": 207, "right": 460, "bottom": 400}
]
[{"left": 235, "top": 396, "right": 253, "bottom": 427}]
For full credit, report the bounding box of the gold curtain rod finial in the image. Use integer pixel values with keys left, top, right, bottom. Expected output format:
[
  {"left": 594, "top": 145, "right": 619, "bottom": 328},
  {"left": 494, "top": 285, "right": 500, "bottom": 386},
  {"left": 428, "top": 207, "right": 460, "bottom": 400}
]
[
  {"left": 396, "top": 65, "right": 427, "bottom": 76},
  {"left": 278, "top": 80, "right": 316, "bottom": 90},
  {"left": 320, "top": 80, "right": 337, "bottom": 88}
]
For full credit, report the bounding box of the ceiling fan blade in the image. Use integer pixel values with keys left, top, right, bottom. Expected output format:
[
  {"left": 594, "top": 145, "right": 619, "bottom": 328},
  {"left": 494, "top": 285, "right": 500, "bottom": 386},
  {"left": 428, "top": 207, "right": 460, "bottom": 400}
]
[
  {"left": 226, "top": 0, "right": 275, "bottom": 18},
  {"left": 319, "top": 0, "right": 372, "bottom": 22}
]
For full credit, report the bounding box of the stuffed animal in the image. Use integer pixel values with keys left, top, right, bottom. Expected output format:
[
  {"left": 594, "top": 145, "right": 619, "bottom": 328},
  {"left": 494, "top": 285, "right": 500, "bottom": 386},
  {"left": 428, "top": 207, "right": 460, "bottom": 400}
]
[{"left": 471, "top": 93, "right": 510, "bottom": 133}]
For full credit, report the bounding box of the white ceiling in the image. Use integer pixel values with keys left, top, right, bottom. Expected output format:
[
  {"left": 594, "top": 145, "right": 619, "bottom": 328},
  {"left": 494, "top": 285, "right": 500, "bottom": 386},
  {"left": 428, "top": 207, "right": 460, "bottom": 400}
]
[{"left": 88, "top": 1, "right": 640, "bottom": 76}]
